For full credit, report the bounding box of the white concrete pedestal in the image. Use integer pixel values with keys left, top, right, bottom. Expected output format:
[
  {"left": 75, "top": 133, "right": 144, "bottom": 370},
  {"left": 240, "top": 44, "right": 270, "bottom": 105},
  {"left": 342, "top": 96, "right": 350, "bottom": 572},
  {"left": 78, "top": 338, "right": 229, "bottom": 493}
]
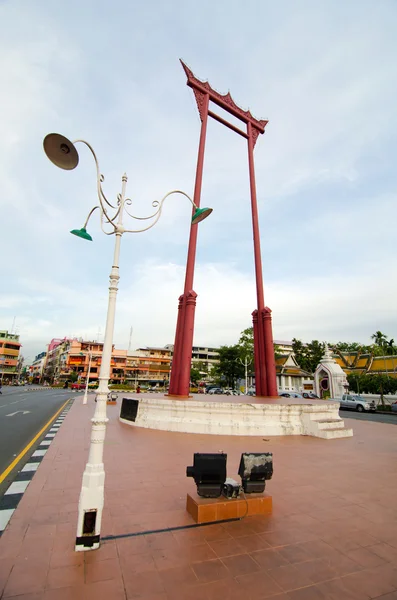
[{"left": 119, "top": 395, "right": 353, "bottom": 440}]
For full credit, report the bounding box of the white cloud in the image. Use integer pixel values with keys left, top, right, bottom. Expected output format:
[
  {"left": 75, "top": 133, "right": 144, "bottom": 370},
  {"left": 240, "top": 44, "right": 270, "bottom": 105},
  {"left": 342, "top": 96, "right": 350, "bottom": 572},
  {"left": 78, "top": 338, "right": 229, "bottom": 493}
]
[{"left": 0, "top": 0, "right": 396, "bottom": 360}]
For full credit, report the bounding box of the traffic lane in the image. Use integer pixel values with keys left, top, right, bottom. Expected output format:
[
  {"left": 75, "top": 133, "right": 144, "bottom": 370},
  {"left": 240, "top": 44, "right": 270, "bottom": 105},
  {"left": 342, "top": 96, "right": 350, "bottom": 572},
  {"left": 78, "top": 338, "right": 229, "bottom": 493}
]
[
  {"left": 339, "top": 409, "right": 397, "bottom": 425},
  {"left": 0, "top": 390, "right": 72, "bottom": 483}
]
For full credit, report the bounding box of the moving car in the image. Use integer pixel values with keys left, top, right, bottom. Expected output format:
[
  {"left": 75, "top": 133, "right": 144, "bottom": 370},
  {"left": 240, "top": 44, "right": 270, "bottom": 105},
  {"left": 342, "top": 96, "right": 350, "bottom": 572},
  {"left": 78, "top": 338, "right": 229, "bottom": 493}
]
[
  {"left": 279, "top": 392, "right": 304, "bottom": 398},
  {"left": 301, "top": 392, "right": 319, "bottom": 399},
  {"left": 392, "top": 402, "right": 397, "bottom": 413},
  {"left": 339, "top": 394, "right": 376, "bottom": 413},
  {"left": 207, "top": 387, "right": 223, "bottom": 395},
  {"left": 71, "top": 382, "right": 86, "bottom": 390}
]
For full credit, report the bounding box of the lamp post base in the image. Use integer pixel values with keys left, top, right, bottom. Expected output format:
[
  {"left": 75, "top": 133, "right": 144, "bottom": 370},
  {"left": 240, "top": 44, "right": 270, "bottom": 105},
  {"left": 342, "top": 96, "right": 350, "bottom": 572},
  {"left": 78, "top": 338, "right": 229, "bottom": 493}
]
[{"left": 75, "top": 461, "right": 105, "bottom": 552}]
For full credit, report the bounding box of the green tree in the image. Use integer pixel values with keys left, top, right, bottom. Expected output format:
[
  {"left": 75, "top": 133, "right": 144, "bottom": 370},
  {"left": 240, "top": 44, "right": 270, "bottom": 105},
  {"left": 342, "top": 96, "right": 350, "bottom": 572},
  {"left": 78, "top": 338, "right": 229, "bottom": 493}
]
[
  {"left": 190, "top": 367, "right": 201, "bottom": 385},
  {"left": 237, "top": 326, "right": 282, "bottom": 364},
  {"left": 370, "top": 331, "right": 389, "bottom": 355},
  {"left": 238, "top": 327, "right": 254, "bottom": 364},
  {"left": 213, "top": 345, "right": 245, "bottom": 388},
  {"left": 69, "top": 371, "right": 78, "bottom": 383},
  {"left": 292, "top": 339, "right": 325, "bottom": 374}
]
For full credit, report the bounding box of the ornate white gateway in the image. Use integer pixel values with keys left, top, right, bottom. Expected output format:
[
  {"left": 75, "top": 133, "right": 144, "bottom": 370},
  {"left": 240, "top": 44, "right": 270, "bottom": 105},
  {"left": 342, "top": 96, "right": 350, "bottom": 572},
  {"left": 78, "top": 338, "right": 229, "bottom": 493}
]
[{"left": 314, "top": 345, "right": 349, "bottom": 400}]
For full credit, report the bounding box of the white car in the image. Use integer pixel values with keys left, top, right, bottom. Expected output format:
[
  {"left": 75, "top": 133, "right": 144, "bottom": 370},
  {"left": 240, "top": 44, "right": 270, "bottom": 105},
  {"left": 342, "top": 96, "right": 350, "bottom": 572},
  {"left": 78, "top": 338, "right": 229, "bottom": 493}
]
[{"left": 339, "top": 394, "right": 376, "bottom": 413}]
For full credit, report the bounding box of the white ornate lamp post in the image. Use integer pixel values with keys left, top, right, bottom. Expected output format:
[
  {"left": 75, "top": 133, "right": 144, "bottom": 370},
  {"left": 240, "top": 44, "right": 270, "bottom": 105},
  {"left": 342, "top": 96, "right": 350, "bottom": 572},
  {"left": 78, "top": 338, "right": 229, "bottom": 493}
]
[
  {"left": 83, "top": 351, "right": 93, "bottom": 405},
  {"left": 43, "top": 133, "right": 213, "bottom": 552}
]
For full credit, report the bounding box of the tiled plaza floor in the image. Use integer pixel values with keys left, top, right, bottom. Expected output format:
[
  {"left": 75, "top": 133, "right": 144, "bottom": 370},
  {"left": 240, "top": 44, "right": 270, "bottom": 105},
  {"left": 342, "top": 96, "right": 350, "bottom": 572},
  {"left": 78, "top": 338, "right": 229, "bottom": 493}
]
[{"left": 0, "top": 396, "right": 397, "bottom": 599}]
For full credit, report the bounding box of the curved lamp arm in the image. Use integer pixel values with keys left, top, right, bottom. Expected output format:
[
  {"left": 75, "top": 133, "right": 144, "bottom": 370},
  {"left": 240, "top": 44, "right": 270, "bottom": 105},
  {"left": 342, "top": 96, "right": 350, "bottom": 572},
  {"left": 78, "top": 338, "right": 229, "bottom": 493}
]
[
  {"left": 122, "top": 190, "right": 197, "bottom": 234},
  {"left": 73, "top": 139, "right": 121, "bottom": 229}
]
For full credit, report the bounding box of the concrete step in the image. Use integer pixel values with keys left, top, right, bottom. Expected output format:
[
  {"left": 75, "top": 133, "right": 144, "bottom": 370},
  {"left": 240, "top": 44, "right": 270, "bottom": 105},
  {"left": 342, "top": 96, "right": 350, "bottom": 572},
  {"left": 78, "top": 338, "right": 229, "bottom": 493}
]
[
  {"left": 317, "top": 427, "right": 353, "bottom": 439},
  {"left": 314, "top": 419, "right": 346, "bottom": 430}
]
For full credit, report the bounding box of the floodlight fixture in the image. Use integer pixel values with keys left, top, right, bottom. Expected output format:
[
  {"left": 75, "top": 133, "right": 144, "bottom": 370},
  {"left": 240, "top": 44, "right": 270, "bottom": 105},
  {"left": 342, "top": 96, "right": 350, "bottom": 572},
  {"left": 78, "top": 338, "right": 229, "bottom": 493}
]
[
  {"left": 238, "top": 452, "right": 273, "bottom": 494},
  {"left": 186, "top": 452, "right": 227, "bottom": 498}
]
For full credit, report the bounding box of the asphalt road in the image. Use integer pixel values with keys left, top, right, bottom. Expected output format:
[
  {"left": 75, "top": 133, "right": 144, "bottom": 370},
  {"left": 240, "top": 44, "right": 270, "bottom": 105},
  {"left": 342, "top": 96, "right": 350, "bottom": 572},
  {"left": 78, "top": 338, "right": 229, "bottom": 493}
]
[
  {"left": 0, "top": 386, "right": 72, "bottom": 494},
  {"left": 340, "top": 408, "right": 397, "bottom": 425}
]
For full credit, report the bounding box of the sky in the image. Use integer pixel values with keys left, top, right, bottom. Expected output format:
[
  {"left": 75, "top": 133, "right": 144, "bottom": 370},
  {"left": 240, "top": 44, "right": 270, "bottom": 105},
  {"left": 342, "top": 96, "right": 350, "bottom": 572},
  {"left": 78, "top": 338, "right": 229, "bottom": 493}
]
[{"left": 0, "top": 0, "right": 396, "bottom": 363}]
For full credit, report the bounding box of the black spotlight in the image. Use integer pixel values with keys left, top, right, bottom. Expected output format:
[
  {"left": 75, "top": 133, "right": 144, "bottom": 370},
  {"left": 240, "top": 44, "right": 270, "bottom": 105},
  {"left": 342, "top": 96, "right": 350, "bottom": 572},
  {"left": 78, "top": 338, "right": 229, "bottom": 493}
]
[
  {"left": 186, "top": 453, "right": 227, "bottom": 498},
  {"left": 238, "top": 452, "right": 273, "bottom": 494}
]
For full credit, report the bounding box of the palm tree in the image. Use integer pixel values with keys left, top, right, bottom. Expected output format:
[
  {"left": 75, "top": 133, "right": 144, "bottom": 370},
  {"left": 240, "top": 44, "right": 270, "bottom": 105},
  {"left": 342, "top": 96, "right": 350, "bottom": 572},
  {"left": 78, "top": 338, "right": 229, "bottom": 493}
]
[{"left": 371, "top": 331, "right": 388, "bottom": 348}]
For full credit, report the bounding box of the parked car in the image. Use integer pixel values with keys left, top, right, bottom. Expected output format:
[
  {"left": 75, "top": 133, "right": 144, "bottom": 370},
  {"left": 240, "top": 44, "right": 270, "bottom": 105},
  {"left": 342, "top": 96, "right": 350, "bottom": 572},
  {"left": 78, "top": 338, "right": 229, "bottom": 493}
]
[
  {"left": 207, "top": 387, "right": 223, "bottom": 395},
  {"left": 279, "top": 392, "right": 304, "bottom": 398},
  {"left": 224, "top": 389, "right": 240, "bottom": 396},
  {"left": 339, "top": 394, "right": 376, "bottom": 412},
  {"left": 392, "top": 402, "right": 397, "bottom": 413},
  {"left": 71, "top": 382, "right": 86, "bottom": 390},
  {"left": 301, "top": 392, "right": 320, "bottom": 399}
]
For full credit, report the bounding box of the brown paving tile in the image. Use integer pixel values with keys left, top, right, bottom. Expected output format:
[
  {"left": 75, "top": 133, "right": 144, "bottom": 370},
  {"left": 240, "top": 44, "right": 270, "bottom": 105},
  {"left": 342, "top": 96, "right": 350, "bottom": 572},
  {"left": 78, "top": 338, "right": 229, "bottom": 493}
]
[
  {"left": 146, "top": 532, "right": 180, "bottom": 551},
  {"left": 2, "top": 593, "right": 43, "bottom": 600},
  {"left": 348, "top": 546, "right": 387, "bottom": 569},
  {"left": 191, "top": 558, "right": 230, "bottom": 583},
  {"left": 123, "top": 568, "right": 165, "bottom": 597},
  {"left": 297, "top": 557, "right": 338, "bottom": 584},
  {"left": 250, "top": 547, "right": 289, "bottom": 569},
  {"left": 316, "top": 576, "right": 370, "bottom": 599},
  {"left": 46, "top": 564, "right": 84, "bottom": 589},
  {"left": 84, "top": 540, "right": 118, "bottom": 562},
  {"left": 159, "top": 564, "right": 198, "bottom": 589},
  {"left": 201, "top": 524, "right": 233, "bottom": 542},
  {"left": 50, "top": 549, "right": 84, "bottom": 569},
  {"left": 0, "top": 558, "right": 14, "bottom": 596},
  {"left": 80, "top": 578, "right": 127, "bottom": 600},
  {"left": 235, "top": 569, "right": 284, "bottom": 598},
  {"left": 324, "top": 549, "right": 364, "bottom": 576},
  {"left": 267, "top": 563, "right": 314, "bottom": 591},
  {"left": 298, "top": 539, "right": 338, "bottom": 559},
  {"left": 85, "top": 557, "right": 122, "bottom": 584},
  {"left": 369, "top": 543, "right": 397, "bottom": 563},
  {"left": 372, "top": 592, "right": 397, "bottom": 599},
  {"left": 261, "top": 530, "right": 301, "bottom": 548},
  {"left": 172, "top": 527, "right": 208, "bottom": 547},
  {"left": 184, "top": 543, "right": 218, "bottom": 564},
  {"left": 3, "top": 565, "right": 48, "bottom": 597},
  {"left": 236, "top": 533, "right": 271, "bottom": 552},
  {"left": 221, "top": 553, "right": 260, "bottom": 577},
  {"left": 278, "top": 542, "right": 314, "bottom": 564},
  {"left": 164, "top": 583, "right": 207, "bottom": 600},
  {"left": 120, "top": 550, "right": 156, "bottom": 574},
  {"left": 221, "top": 519, "right": 260, "bottom": 538},
  {"left": 116, "top": 535, "right": 150, "bottom": 557},
  {"left": 341, "top": 564, "right": 397, "bottom": 599},
  {"left": 208, "top": 537, "right": 245, "bottom": 558},
  {"left": 287, "top": 584, "right": 328, "bottom": 599},
  {"left": 200, "top": 577, "right": 243, "bottom": 600}
]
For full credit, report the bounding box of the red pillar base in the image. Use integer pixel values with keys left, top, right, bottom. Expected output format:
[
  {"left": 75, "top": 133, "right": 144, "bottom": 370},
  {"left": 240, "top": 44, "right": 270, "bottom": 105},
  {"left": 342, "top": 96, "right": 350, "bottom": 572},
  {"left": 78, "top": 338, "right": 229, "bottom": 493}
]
[
  {"left": 252, "top": 307, "right": 278, "bottom": 398},
  {"left": 168, "top": 290, "right": 197, "bottom": 398}
]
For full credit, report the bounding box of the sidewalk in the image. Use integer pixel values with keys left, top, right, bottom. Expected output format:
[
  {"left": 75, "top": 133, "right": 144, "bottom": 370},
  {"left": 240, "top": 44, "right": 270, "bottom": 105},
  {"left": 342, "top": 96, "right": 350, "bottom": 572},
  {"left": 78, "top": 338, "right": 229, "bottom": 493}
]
[{"left": 1, "top": 397, "right": 397, "bottom": 599}]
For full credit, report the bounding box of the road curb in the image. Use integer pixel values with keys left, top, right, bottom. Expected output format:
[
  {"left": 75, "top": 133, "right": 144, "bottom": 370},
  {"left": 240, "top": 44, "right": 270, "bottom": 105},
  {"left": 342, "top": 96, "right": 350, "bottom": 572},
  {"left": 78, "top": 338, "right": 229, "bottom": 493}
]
[{"left": 0, "top": 398, "right": 74, "bottom": 535}]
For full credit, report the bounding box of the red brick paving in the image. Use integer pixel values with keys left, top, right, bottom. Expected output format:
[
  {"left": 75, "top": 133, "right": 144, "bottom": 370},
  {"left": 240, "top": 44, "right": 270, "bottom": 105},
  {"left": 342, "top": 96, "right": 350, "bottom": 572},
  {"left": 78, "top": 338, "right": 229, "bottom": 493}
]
[{"left": 0, "top": 397, "right": 397, "bottom": 599}]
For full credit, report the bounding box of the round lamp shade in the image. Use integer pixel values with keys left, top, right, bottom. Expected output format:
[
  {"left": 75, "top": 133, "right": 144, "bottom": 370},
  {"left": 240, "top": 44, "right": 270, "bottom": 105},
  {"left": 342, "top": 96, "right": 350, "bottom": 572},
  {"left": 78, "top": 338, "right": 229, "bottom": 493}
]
[
  {"left": 43, "top": 133, "right": 79, "bottom": 170},
  {"left": 192, "top": 207, "right": 213, "bottom": 225},
  {"left": 70, "top": 228, "right": 93, "bottom": 241}
]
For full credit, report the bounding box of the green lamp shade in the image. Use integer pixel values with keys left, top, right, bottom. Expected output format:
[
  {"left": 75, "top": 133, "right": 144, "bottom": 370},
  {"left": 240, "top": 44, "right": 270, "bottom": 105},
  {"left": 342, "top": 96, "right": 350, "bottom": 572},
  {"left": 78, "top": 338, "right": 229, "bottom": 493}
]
[
  {"left": 70, "top": 227, "right": 93, "bottom": 241},
  {"left": 192, "top": 206, "right": 213, "bottom": 225}
]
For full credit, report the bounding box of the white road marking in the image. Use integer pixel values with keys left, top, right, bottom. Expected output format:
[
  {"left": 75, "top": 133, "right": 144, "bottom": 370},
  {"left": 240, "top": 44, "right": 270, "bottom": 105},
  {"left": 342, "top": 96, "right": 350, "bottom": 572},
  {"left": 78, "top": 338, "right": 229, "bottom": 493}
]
[
  {"left": 39, "top": 440, "right": 51, "bottom": 446},
  {"left": 21, "top": 462, "right": 40, "bottom": 472},
  {"left": 32, "top": 449, "right": 47, "bottom": 457},
  {"left": 0, "top": 509, "right": 15, "bottom": 531},
  {"left": 45, "top": 433, "right": 56, "bottom": 438},
  {"left": 5, "top": 480, "right": 30, "bottom": 495},
  {"left": 5, "top": 410, "right": 31, "bottom": 417}
]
